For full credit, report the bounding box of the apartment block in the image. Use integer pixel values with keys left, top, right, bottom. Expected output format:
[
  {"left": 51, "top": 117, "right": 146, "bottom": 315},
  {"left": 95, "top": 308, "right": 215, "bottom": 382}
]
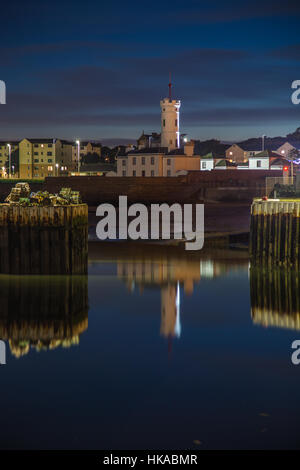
[{"left": 19, "top": 138, "right": 72, "bottom": 179}]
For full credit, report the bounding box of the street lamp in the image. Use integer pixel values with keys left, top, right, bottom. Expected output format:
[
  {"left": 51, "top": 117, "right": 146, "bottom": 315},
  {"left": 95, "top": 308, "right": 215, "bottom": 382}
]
[
  {"left": 7, "top": 143, "right": 11, "bottom": 178},
  {"left": 76, "top": 140, "right": 80, "bottom": 173},
  {"left": 12, "top": 165, "right": 15, "bottom": 176}
]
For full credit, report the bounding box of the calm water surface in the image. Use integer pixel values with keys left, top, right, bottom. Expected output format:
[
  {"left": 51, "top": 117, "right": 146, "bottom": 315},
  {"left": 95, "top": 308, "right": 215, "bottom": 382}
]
[{"left": 1, "top": 242, "right": 300, "bottom": 450}]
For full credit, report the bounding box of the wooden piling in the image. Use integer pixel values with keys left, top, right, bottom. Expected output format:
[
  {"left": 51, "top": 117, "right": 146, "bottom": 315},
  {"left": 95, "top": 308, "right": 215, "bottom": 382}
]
[
  {"left": 0, "top": 204, "right": 88, "bottom": 274},
  {"left": 250, "top": 199, "right": 300, "bottom": 266}
]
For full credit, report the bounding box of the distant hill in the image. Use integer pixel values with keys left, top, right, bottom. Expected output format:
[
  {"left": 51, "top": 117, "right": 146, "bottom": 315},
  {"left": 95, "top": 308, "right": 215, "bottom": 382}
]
[
  {"left": 237, "top": 127, "right": 300, "bottom": 152},
  {"left": 287, "top": 127, "right": 300, "bottom": 141}
]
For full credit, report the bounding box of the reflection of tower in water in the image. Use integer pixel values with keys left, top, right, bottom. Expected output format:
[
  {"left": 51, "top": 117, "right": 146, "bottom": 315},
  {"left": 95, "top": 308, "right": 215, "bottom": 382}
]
[
  {"left": 118, "top": 257, "right": 227, "bottom": 339},
  {"left": 160, "top": 282, "right": 181, "bottom": 338}
]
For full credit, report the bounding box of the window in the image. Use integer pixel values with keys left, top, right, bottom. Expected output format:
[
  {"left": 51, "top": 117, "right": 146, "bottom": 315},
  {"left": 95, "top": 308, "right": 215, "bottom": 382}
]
[
  {"left": 48, "top": 166, "right": 53, "bottom": 171},
  {"left": 133, "top": 170, "right": 136, "bottom": 176},
  {"left": 48, "top": 144, "right": 52, "bottom": 148},
  {"left": 141, "top": 157, "right": 145, "bottom": 165},
  {"left": 163, "top": 119, "right": 165, "bottom": 127},
  {"left": 122, "top": 159, "right": 126, "bottom": 166},
  {"left": 34, "top": 159, "right": 39, "bottom": 163},
  {"left": 151, "top": 170, "right": 154, "bottom": 177},
  {"left": 48, "top": 159, "right": 52, "bottom": 163},
  {"left": 142, "top": 170, "right": 145, "bottom": 177},
  {"left": 175, "top": 119, "right": 177, "bottom": 126},
  {"left": 151, "top": 157, "right": 155, "bottom": 165},
  {"left": 167, "top": 170, "right": 171, "bottom": 176},
  {"left": 34, "top": 152, "right": 38, "bottom": 155},
  {"left": 34, "top": 144, "right": 38, "bottom": 148},
  {"left": 47, "top": 152, "right": 52, "bottom": 156},
  {"left": 167, "top": 159, "right": 171, "bottom": 165},
  {"left": 257, "top": 160, "right": 261, "bottom": 168},
  {"left": 202, "top": 162, "right": 206, "bottom": 169},
  {"left": 133, "top": 157, "right": 136, "bottom": 165},
  {"left": 122, "top": 170, "right": 126, "bottom": 176}
]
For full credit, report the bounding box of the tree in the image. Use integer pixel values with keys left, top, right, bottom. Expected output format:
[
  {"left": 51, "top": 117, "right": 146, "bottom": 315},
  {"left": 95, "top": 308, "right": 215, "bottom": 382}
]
[{"left": 81, "top": 152, "right": 100, "bottom": 164}]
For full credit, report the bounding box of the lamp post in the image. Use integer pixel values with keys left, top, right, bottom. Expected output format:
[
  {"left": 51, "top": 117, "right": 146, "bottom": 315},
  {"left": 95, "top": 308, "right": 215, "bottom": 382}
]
[
  {"left": 7, "top": 143, "right": 11, "bottom": 178},
  {"left": 76, "top": 140, "right": 80, "bottom": 173},
  {"left": 55, "top": 163, "right": 59, "bottom": 176}
]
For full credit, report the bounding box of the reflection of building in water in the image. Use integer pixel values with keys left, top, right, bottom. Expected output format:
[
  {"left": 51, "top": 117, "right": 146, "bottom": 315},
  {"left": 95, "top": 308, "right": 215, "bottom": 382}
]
[
  {"left": 117, "top": 258, "right": 228, "bottom": 296},
  {"left": 160, "top": 283, "right": 181, "bottom": 338},
  {"left": 0, "top": 275, "right": 88, "bottom": 358},
  {"left": 116, "top": 251, "right": 248, "bottom": 338},
  {"left": 250, "top": 267, "right": 300, "bottom": 331}
]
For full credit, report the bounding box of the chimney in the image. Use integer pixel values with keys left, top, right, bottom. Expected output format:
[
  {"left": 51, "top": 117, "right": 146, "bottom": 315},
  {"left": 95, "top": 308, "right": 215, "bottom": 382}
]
[{"left": 184, "top": 140, "right": 194, "bottom": 156}]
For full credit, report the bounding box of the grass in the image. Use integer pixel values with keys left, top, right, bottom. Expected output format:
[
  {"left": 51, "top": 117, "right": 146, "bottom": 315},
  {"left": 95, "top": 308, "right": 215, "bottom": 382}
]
[{"left": 0, "top": 178, "right": 44, "bottom": 184}]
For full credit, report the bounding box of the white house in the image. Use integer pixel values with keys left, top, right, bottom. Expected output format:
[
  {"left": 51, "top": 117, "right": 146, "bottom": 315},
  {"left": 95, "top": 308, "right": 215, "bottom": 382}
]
[{"left": 200, "top": 153, "right": 214, "bottom": 171}]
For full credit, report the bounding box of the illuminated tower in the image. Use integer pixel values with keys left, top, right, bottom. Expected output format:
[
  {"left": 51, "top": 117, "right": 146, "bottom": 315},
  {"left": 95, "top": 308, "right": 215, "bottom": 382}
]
[{"left": 160, "top": 77, "right": 181, "bottom": 151}]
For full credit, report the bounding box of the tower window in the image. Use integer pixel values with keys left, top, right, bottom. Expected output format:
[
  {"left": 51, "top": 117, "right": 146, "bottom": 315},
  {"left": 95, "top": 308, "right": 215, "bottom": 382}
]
[
  {"left": 175, "top": 119, "right": 177, "bottom": 126},
  {"left": 163, "top": 119, "right": 165, "bottom": 127}
]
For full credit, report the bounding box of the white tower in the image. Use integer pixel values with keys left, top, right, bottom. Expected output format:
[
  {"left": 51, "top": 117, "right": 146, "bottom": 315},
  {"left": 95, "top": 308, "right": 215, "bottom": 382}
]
[{"left": 160, "top": 79, "right": 181, "bottom": 152}]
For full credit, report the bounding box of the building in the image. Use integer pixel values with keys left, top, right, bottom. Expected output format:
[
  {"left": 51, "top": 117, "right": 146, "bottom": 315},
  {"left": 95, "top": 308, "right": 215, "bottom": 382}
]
[
  {"left": 276, "top": 141, "right": 300, "bottom": 158},
  {"left": 248, "top": 150, "right": 281, "bottom": 170},
  {"left": 160, "top": 97, "right": 180, "bottom": 151},
  {"left": 72, "top": 162, "right": 116, "bottom": 176},
  {"left": 214, "top": 159, "right": 237, "bottom": 170},
  {"left": 117, "top": 85, "right": 202, "bottom": 176},
  {"left": 137, "top": 132, "right": 161, "bottom": 150},
  {"left": 71, "top": 141, "right": 102, "bottom": 170},
  {"left": 19, "top": 138, "right": 72, "bottom": 178},
  {"left": 200, "top": 153, "right": 215, "bottom": 171},
  {"left": 0, "top": 141, "right": 19, "bottom": 177},
  {"left": 117, "top": 142, "right": 201, "bottom": 177},
  {"left": 226, "top": 143, "right": 262, "bottom": 163}
]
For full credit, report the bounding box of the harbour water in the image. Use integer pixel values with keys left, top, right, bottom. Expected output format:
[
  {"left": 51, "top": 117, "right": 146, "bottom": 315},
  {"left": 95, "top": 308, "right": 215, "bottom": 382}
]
[{"left": 0, "top": 242, "right": 300, "bottom": 450}]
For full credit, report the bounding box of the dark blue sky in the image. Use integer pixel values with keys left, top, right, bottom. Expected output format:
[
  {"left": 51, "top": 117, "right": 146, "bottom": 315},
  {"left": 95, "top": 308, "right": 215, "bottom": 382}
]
[{"left": 0, "top": 0, "right": 299, "bottom": 144}]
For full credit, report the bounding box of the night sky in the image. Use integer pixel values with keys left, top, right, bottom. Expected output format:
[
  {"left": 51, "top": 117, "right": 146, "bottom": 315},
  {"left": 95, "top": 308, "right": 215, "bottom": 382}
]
[{"left": 1, "top": 0, "right": 300, "bottom": 145}]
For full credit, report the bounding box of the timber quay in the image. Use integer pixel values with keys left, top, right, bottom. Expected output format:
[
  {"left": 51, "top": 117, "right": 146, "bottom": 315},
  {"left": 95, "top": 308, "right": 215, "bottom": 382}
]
[
  {"left": 250, "top": 199, "right": 300, "bottom": 266},
  {"left": 0, "top": 204, "right": 88, "bottom": 274}
]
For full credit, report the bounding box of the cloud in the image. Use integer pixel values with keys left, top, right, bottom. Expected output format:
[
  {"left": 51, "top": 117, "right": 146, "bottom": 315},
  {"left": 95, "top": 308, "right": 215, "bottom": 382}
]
[
  {"left": 270, "top": 44, "right": 300, "bottom": 60},
  {"left": 171, "top": 0, "right": 300, "bottom": 24}
]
